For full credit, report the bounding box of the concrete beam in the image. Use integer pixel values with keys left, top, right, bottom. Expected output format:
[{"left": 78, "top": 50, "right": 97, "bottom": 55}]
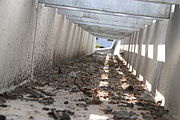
[
  {"left": 57, "top": 9, "right": 153, "bottom": 25},
  {"left": 39, "top": 0, "right": 171, "bottom": 19},
  {"left": 79, "top": 25, "right": 133, "bottom": 36},
  {"left": 135, "top": 0, "right": 180, "bottom": 4},
  {"left": 85, "top": 29, "right": 127, "bottom": 37},
  {"left": 67, "top": 16, "right": 145, "bottom": 29},
  {"left": 78, "top": 24, "right": 139, "bottom": 33},
  {"left": 90, "top": 32, "right": 124, "bottom": 40},
  {"left": 79, "top": 25, "right": 131, "bottom": 36},
  {"left": 72, "top": 21, "right": 141, "bottom": 32},
  {"left": 90, "top": 32, "right": 125, "bottom": 38}
]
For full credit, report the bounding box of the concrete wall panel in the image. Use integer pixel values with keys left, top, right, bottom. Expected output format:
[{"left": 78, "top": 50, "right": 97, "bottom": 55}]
[
  {"left": 120, "top": 6, "right": 180, "bottom": 119},
  {"left": 0, "top": 1, "right": 95, "bottom": 90},
  {"left": 34, "top": 4, "right": 95, "bottom": 74},
  {"left": 159, "top": 6, "right": 180, "bottom": 119},
  {"left": 0, "top": 0, "right": 38, "bottom": 90},
  {"left": 33, "top": 4, "right": 57, "bottom": 75}
]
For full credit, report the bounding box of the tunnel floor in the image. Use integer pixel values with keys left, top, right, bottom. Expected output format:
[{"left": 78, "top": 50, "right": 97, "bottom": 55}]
[{"left": 0, "top": 53, "right": 173, "bottom": 120}]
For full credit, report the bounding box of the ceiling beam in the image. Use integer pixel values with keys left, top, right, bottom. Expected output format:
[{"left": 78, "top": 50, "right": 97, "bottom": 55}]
[
  {"left": 90, "top": 32, "right": 124, "bottom": 40},
  {"left": 39, "top": 0, "right": 171, "bottom": 19},
  {"left": 135, "top": 0, "right": 180, "bottom": 4},
  {"left": 67, "top": 16, "right": 145, "bottom": 29},
  {"left": 72, "top": 21, "right": 141, "bottom": 32},
  {"left": 57, "top": 9, "right": 153, "bottom": 25},
  {"left": 79, "top": 25, "right": 133, "bottom": 35},
  {"left": 81, "top": 26, "right": 131, "bottom": 36},
  {"left": 89, "top": 32, "right": 125, "bottom": 38}
]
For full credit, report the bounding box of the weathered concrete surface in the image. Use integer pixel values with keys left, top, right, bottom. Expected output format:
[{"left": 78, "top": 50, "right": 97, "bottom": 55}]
[
  {"left": 159, "top": 6, "right": 180, "bottom": 119},
  {"left": 33, "top": 4, "right": 57, "bottom": 75},
  {"left": 39, "top": 0, "right": 171, "bottom": 19},
  {"left": 33, "top": 5, "right": 95, "bottom": 74},
  {"left": 121, "top": 20, "right": 168, "bottom": 97},
  {"left": 67, "top": 16, "right": 145, "bottom": 29},
  {"left": 0, "top": 0, "right": 38, "bottom": 90},
  {"left": 79, "top": 25, "right": 133, "bottom": 35},
  {"left": 119, "top": 6, "right": 180, "bottom": 119},
  {"left": 0, "top": 54, "right": 172, "bottom": 120},
  {"left": 136, "top": 0, "right": 180, "bottom": 4},
  {"left": 0, "top": 1, "right": 95, "bottom": 90},
  {"left": 57, "top": 9, "right": 153, "bottom": 25},
  {"left": 79, "top": 24, "right": 140, "bottom": 32},
  {"left": 51, "top": 16, "right": 95, "bottom": 66}
]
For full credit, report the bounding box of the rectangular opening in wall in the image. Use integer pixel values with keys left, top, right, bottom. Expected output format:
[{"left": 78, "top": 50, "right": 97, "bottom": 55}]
[
  {"left": 157, "top": 44, "right": 165, "bottom": 62},
  {"left": 141, "top": 44, "right": 146, "bottom": 56},
  {"left": 148, "top": 44, "right": 154, "bottom": 59},
  {"left": 96, "top": 38, "right": 113, "bottom": 49},
  {"left": 135, "top": 44, "right": 138, "bottom": 54}
]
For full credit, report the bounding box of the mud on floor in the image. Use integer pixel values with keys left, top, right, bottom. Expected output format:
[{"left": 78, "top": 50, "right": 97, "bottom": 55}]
[{"left": 0, "top": 53, "right": 174, "bottom": 120}]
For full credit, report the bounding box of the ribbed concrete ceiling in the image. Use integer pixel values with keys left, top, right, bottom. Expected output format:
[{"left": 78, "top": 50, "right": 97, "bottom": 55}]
[
  {"left": 39, "top": 0, "right": 172, "bottom": 40},
  {"left": 57, "top": 10, "right": 153, "bottom": 25}
]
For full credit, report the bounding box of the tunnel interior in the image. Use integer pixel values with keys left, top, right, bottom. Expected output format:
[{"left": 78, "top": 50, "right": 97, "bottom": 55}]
[{"left": 0, "top": 0, "right": 180, "bottom": 120}]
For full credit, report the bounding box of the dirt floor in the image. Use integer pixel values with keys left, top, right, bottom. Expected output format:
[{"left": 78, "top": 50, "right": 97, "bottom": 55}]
[{"left": 0, "top": 53, "right": 173, "bottom": 120}]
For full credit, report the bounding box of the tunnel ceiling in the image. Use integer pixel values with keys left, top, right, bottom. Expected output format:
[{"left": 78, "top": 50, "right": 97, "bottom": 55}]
[
  {"left": 39, "top": 0, "right": 174, "bottom": 40},
  {"left": 136, "top": 0, "right": 180, "bottom": 4}
]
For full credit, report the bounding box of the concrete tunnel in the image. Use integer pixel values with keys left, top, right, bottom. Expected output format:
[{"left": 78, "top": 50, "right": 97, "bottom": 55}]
[{"left": 0, "top": 0, "right": 180, "bottom": 119}]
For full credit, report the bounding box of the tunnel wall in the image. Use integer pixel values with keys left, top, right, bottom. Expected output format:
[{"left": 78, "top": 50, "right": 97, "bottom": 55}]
[
  {"left": 0, "top": 0, "right": 95, "bottom": 91},
  {"left": 120, "top": 6, "right": 180, "bottom": 119},
  {"left": 33, "top": 4, "right": 95, "bottom": 75}
]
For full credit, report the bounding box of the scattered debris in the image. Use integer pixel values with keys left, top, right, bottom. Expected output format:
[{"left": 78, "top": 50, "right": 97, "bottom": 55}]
[
  {"left": 125, "top": 85, "right": 134, "bottom": 92},
  {"left": 64, "top": 101, "right": 69, "bottom": 104},
  {"left": 126, "top": 103, "right": 134, "bottom": 108},
  {"left": 60, "top": 110, "right": 71, "bottom": 120},
  {"left": 48, "top": 109, "right": 71, "bottom": 120},
  {"left": 140, "top": 90, "right": 154, "bottom": 102},
  {"left": 48, "top": 108, "right": 61, "bottom": 120},
  {"left": 0, "top": 96, "right": 6, "bottom": 104},
  {"left": 42, "top": 107, "right": 50, "bottom": 111},
  {"left": 142, "top": 113, "right": 155, "bottom": 120},
  {"left": 86, "top": 98, "right": 102, "bottom": 105},
  {"left": 76, "top": 103, "right": 87, "bottom": 108},
  {"left": 0, "top": 53, "right": 173, "bottom": 120},
  {"left": 113, "top": 111, "right": 139, "bottom": 119},
  {"left": 99, "top": 107, "right": 113, "bottom": 114},
  {"left": 41, "top": 91, "right": 56, "bottom": 96},
  {"left": 69, "top": 86, "right": 79, "bottom": 92},
  {"left": 0, "top": 104, "right": 8, "bottom": 108},
  {"left": 0, "top": 115, "right": 6, "bottom": 120},
  {"left": 39, "top": 97, "right": 54, "bottom": 105},
  {"left": 68, "top": 71, "right": 77, "bottom": 78},
  {"left": 29, "top": 91, "right": 44, "bottom": 98}
]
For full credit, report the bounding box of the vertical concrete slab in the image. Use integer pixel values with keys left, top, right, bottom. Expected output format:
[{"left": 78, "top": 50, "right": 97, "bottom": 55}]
[
  {"left": 0, "top": 1, "right": 95, "bottom": 90},
  {"left": 120, "top": 6, "right": 180, "bottom": 119},
  {"left": 52, "top": 14, "right": 95, "bottom": 65},
  {"left": 0, "top": 0, "right": 38, "bottom": 90},
  {"left": 121, "top": 20, "right": 168, "bottom": 94},
  {"left": 33, "top": 4, "right": 57, "bottom": 75},
  {"left": 159, "top": 6, "right": 180, "bottom": 119}
]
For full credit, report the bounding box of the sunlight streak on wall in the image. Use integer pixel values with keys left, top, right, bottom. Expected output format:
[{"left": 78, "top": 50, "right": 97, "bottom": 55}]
[
  {"left": 146, "top": 80, "right": 152, "bottom": 91},
  {"left": 89, "top": 114, "right": 110, "bottom": 120},
  {"left": 141, "top": 44, "right": 146, "bottom": 56},
  {"left": 135, "top": 44, "right": 138, "bottom": 54},
  {"left": 139, "top": 74, "right": 144, "bottom": 81},
  {"left": 157, "top": 45, "right": 165, "bottom": 62},
  {"left": 148, "top": 45, "right": 154, "bottom": 59},
  {"left": 155, "top": 89, "right": 165, "bottom": 106}
]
